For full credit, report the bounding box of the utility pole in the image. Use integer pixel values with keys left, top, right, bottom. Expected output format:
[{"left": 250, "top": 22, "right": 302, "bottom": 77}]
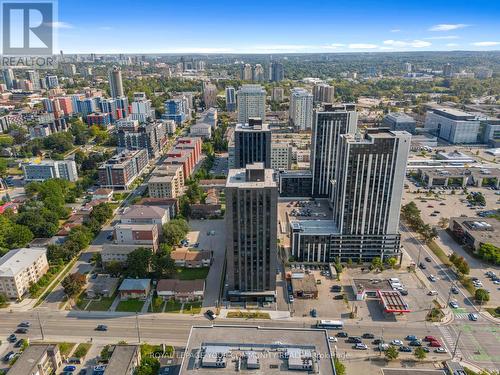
[
  {"left": 416, "top": 246, "right": 422, "bottom": 266},
  {"left": 452, "top": 330, "right": 462, "bottom": 359},
  {"left": 135, "top": 313, "right": 141, "bottom": 344},
  {"left": 37, "top": 312, "right": 45, "bottom": 341}
]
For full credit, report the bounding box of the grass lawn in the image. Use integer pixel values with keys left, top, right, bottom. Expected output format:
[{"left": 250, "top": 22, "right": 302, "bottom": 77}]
[
  {"left": 73, "top": 343, "right": 92, "bottom": 359},
  {"left": 427, "top": 240, "right": 452, "bottom": 266},
  {"left": 58, "top": 342, "right": 76, "bottom": 357},
  {"left": 164, "top": 300, "right": 182, "bottom": 313},
  {"left": 116, "top": 299, "right": 145, "bottom": 312},
  {"left": 148, "top": 296, "right": 165, "bottom": 313},
  {"left": 176, "top": 267, "right": 209, "bottom": 280},
  {"left": 486, "top": 307, "right": 500, "bottom": 318},
  {"left": 87, "top": 296, "right": 116, "bottom": 311},
  {"left": 226, "top": 311, "right": 271, "bottom": 319},
  {"left": 182, "top": 301, "right": 202, "bottom": 314}
]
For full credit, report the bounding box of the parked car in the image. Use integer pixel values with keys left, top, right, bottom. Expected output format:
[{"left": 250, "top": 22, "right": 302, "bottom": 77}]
[
  {"left": 451, "top": 286, "right": 459, "bottom": 294},
  {"left": 427, "top": 290, "right": 438, "bottom": 296},
  {"left": 449, "top": 301, "right": 459, "bottom": 309},
  {"left": 399, "top": 346, "right": 412, "bottom": 352},
  {"left": 362, "top": 333, "right": 375, "bottom": 339},
  {"left": 63, "top": 366, "right": 77, "bottom": 372},
  {"left": 310, "top": 309, "right": 317, "bottom": 318},
  {"left": 434, "top": 347, "right": 447, "bottom": 353},
  {"left": 18, "top": 321, "right": 30, "bottom": 327},
  {"left": 347, "top": 337, "right": 362, "bottom": 344},
  {"left": 205, "top": 310, "right": 216, "bottom": 320},
  {"left": 424, "top": 336, "right": 437, "bottom": 342},
  {"left": 336, "top": 332, "right": 349, "bottom": 338},
  {"left": 419, "top": 262, "right": 427, "bottom": 269},
  {"left": 372, "top": 338, "right": 384, "bottom": 345},
  {"left": 429, "top": 340, "right": 442, "bottom": 347},
  {"left": 15, "top": 327, "right": 28, "bottom": 334},
  {"left": 390, "top": 339, "right": 403, "bottom": 346},
  {"left": 7, "top": 334, "right": 17, "bottom": 342},
  {"left": 328, "top": 336, "right": 337, "bottom": 343},
  {"left": 405, "top": 335, "right": 417, "bottom": 341},
  {"left": 3, "top": 351, "right": 15, "bottom": 362},
  {"left": 425, "top": 257, "right": 432, "bottom": 262},
  {"left": 409, "top": 340, "right": 422, "bottom": 346},
  {"left": 428, "top": 275, "right": 437, "bottom": 282}
]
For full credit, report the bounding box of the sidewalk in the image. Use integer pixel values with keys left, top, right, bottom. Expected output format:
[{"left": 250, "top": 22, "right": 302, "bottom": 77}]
[{"left": 218, "top": 309, "right": 291, "bottom": 320}]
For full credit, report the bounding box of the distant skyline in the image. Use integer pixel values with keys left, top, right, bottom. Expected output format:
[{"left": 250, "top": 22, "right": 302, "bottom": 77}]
[{"left": 56, "top": 0, "right": 500, "bottom": 54}]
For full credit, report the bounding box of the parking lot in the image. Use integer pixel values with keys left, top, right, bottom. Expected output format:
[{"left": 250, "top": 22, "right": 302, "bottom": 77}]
[
  {"left": 183, "top": 219, "right": 226, "bottom": 309},
  {"left": 287, "top": 267, "right": 351, "bottom": 320}
]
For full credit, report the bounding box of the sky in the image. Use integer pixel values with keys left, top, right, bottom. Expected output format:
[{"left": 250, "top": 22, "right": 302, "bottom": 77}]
[{"left": 54, "top": 0, "right": 500, "bottom": 54}]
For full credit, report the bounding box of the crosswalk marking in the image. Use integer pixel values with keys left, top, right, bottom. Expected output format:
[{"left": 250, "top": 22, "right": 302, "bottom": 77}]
[
  {"left": 453, "top": 312, "right": 481, "bottom": 320},
  {"left": 438, "top": 326, "right": 463, "bottom": 358}
]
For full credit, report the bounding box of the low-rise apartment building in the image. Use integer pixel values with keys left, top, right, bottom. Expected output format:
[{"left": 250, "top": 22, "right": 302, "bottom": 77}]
[
  {"left": 22, "top": 159, "right": 78, "bottom": 182},
  {"left": 8, "top": 344, "right": 62, "bottom": 375},
  {"left": 148, "top": 164, "right": 185, "bottom": 199},
  {"left": 114, "top": 223, "right": 159, "bottom": 251},
  {"left": 98, "top": 149, "right": 149, "bottom": 189},
  {"left": 104, "top": 345, "right": 141, "bottom": 375},
  {"left": 0, "top": 247, "right": 49, "bottom": 299}
]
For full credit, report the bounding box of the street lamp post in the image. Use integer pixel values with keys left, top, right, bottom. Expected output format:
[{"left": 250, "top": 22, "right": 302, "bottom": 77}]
[
  {"left": 37, "top": 312, "right": 45, "bottom": 341},
  {"left": 452, "top": 330, "right": 462, "bottom": 359}
]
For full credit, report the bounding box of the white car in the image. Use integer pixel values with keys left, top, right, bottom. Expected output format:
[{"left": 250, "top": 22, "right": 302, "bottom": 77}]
[
  {"left": 328, "top": 336, "right": 338, "bottom": 343},
  {"left": 289, "top": 295, "right": 294, "bottom": 303},
  {"left": 434, "top": 347, "right": 447, "bottom": 354},
  {"left": 354, "top": 343, "right": 368, "bottom": 350},
  {"left": 428, "top": 275, "right": 437, "bottom": 282},
  {"left": 449, "top": 301, "right": 459, "bottom": 309},
  {"left": 390, "top": 339, "right": 403, "bottom": 346}
]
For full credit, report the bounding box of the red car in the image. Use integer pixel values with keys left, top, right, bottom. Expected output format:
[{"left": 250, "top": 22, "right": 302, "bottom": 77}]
[
  {"left": 424, "top": 336, "right": 437, "bottom": 342},
  {"left": 429, "top": 340, "right": 441, "bottom": 347}
]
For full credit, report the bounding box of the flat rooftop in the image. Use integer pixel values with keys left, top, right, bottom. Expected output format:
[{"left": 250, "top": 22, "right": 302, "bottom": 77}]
[
  {"left": 0, "top": 247, "right": 46, "bottom": 277},
  {"left": 420, "top": 167, "right": 500, "bottom": 179},
  {"left": 226, "top": 166, "right": 276, "bottom": 188},
  {"left": 8, "top": 344, "right": 54, "bottom": 375},
  {"left": 289, "top": 219, "right": 338, "bottom": 235},
  {"left": 451, "top": 217, "right": 500, "bottom": 247},
  {"left": 105, "top": 345, "right": 139, "bottom": 375},
  {"left": 180, "top": 325, "right": 335, "bottom": 375}
]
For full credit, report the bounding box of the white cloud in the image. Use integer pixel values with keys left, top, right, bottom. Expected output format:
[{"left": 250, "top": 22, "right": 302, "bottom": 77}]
[
  {"left": 383, "top": 40, "right": 431, "bottom": 48},
  {"left": 348, "top": 43, "right": 378, "bottom": 49},
  {"left": 424, "top": 35, "right": 459, "bottom": 40},
  {"left": 390, "top": 29, "right": 401, "bottom": 33},
  {"left": 446, "top": 43, "right": 459, "bottom": 47},
  {"left": 330, "top": 43, "right": 345, "bottom": 47},
  {"left": 429, "top": 23, "right": 469, "bottom": 31},
  {"left": 471, "top": 41, "right": 500, "bottom": 47},
  {"left": 46, "top": 21, "right": 73, "bottom": 29}
]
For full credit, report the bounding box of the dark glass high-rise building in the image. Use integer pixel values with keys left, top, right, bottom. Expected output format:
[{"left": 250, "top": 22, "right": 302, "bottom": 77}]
[
  {"left": 311, "top": 104, "right": 357, "bottom": 197},
  {"left": 270, "top": 61, "right": 284, "bottom": 82},
  {"left": 234, "top": 118, "right": 272, "bottom": 168},
  {"left": 225, "top": 163, "right": 278, "bottom": 301}
]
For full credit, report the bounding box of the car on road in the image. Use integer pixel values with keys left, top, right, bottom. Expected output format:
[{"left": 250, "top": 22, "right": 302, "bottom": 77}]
[
  {"left": 3, "top": 351, "right": 15, "bottom": 362},
  {"left": 399, "top": 346, "right": 412, "bottom": 352},
  {"left": 347, "top": 337, "right": 362, "bottom": 344},
  {"left": 205, "top": 310, "right": 216, "bottom": 320},
  {"left": 328, "top": 336, "right": 337, "bottom": 343},
  {"left": 15, "top": 327, "right": 28, "bottom": 334},
  {"left": 362, "top": 333, "right": 375, "bottom": 339},
  {"left": 451, "top": 286, "right": 459, "bottom": 294},
  {"left": 336, "top": 332, "right": 348, "bottom": 338},
  {"left": 95, "top": 325, "right": 108, "bottom": 331},
  {"left": 7, "top": 334, "right": 17, "bottom": 342},
  {"left": 468, "top": 313, "right": 478, "bottom": 321},
  {"left": 449, "top": 301, "right": 459, "bottom": 308},
  {"left": 63, "top": 366, "right": 77, "bottom": 372},
  {"left": 419, "top": 262, "right": 427, "bottom": 269},
  {"left": 354, "top": 343, "right": 368, "bottom": 350},
  {"left": 428, "top": 275, "right": 437, "bottom": 282},
  {"left": 390, "top": 339, "right": 403, "bottom": 346},
  {"left": 434, "top": 347, "right": 447, "bottom": 353},
  {"left": 425, "top": 257, "right": 432, "bottom": 262},
  {"left": 18, "top": 321, "right": 30, "bottom": 327},
  {"left": 310, "top": 309, "right": 317, "bottom": 318}
]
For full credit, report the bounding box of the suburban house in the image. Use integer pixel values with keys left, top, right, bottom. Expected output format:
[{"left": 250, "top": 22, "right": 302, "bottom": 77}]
[
  {"left": 170, "top": 249, "right": 212, "bottom": 268},
  {"left": 86, "top": 274, "right": 120, "bottom": 298},
  {"left": 156, "top": 279, "right": 205, "bottom": 302},
  {"left": 114, "top": 223, "right": 159, "bottom": 251},
  {"left": 118, "top": 279, "right": 151, "bottom": 300}
]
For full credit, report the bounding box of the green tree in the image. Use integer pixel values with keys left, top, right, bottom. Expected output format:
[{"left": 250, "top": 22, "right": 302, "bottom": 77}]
[
  {"left": 334, "top": 358, "right": 346, "bottom": 375},
  {"left": 0, "top": 159, "right": 8, "bottom": 178},
  {"left": 0, "top": 293, "right": 8, "bottom": 307},
  {"left": 62, "top": 272, "right": 86, "bottom": 298},
  {"left": 475, "top": 288, "right": 490, "bottom": 304},
  {"left": 414, "top": 347, "right": 427, "bottom": 361},
  {"left": 387, "top": 257, "right": 398, "bottom": 269},
  {"left": 154, "top": 253, "right": 176, "bottom": 278},
  {"left": 162, "top": 219, "right": 189, "bottom": 246},
  {"left": 90, "top": 203, "right": 113, "bottom": 225},
  {"left": 126, "top": 248, "right": 153, "bottom": 278},
  {"left": 135, "top": 356, "right": 160, "bottom": 375},
  {"left": 478, "top": 243, "right": 500, "bottom": 265},
  {"left": 105, "top": 260, "right": 123, "bottom": 276},
  {"left": 385, "top": 345, "right": 399, "bottom": 361},
  {"left": 371, "top": 257, "right": 383, "bottom": 272}
]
